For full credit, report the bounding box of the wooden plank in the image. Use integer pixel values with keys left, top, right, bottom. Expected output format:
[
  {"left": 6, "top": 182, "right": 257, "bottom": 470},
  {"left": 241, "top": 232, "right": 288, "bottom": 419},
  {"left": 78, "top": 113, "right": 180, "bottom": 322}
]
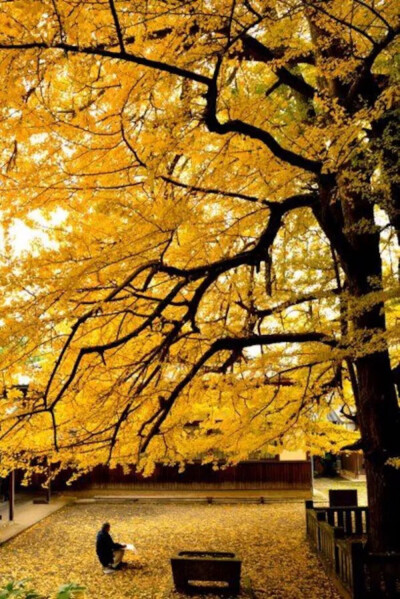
[
  {"left": 344, "top": 510, "right": 353, "bottom": 535},
  {"left": 355, "top": 510, "right": 362, "bottom": 535},
  {"left": 351, "top": 542, "right": 365, "bottom": 599},
  {"left": 338, "top": 509, "right": 344, "bottom": 528},
  {"left": 327, "top": 510, "right": 335, "bottom": 526}
]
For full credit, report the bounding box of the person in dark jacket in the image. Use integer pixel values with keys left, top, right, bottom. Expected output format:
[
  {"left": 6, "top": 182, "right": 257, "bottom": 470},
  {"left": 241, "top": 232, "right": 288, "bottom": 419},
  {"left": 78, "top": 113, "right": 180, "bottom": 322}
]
[{"left": 96, "top": 522, "right": 126, "bottom": 573}]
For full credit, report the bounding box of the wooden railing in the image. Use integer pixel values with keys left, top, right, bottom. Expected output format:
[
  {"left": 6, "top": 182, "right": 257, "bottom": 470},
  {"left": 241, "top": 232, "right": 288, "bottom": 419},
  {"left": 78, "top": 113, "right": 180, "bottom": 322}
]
[
  {"left": 306, "top": 502, "right": 368, "bottom": 536},
  {"left": 335, "top": 540, "right": 400, "bottom": 598},
  {"left": 305, "top": 502, "right": 400, "bottom": 598},
  {"left": 336, "top": 538, "right": 353, "bottom": 590},
  {"left": 323, "top": 507, "right": 368, "bottom": 536},
  {"left": 319, "top": 521, "right": 344, "bottom": 569},
  {"left": 335, "top": 539, "right": 365, "bottom": 597},
  {"left": 305, "top": 502, "right": 325, "bottom": 550}
]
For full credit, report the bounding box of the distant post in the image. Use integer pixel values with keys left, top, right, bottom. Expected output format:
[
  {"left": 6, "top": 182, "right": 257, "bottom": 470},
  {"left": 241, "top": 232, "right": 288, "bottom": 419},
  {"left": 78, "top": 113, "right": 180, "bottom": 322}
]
[
  {"left": 45, "top": 468, "right": 51, "bottom": 504},
  {"left": 8, "top": 470, "right": 15, "bottom": 521},
  {"left": 45, "top": 462, "right": 51, "bottom": 503},
  {"left": 310, "top": 455, "right": 314, "bottom": 497}
]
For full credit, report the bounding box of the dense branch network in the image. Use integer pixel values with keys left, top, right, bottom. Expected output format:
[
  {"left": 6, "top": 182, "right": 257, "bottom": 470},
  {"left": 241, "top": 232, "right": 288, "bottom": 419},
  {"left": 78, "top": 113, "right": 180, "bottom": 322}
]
[
  {"left": 0, "top": 0, "right": 398, "bottom": 462},
  {"left": 40, "top": 192, "right": 330, "bottom": 454}
]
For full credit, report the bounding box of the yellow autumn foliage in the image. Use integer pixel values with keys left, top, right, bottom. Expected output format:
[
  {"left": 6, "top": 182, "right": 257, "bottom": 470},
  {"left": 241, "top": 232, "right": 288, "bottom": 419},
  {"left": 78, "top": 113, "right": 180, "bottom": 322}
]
[{"left": 0, "top": 0, "right": 397, "bottom": 477}]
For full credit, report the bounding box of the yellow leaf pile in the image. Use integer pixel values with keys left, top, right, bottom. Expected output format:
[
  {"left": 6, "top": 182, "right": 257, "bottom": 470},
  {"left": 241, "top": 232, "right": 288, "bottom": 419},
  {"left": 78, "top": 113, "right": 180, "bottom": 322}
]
[{"left": 0, "top": 503, "right": 341, "bottom": 599}]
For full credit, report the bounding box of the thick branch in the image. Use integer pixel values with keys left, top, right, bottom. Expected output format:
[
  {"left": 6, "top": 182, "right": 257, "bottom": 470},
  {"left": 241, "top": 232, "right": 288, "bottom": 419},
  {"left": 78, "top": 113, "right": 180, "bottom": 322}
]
[
  {"left": 44, "top": 193, "right": 315, "bottom": 413},
  {"left": 205, "top": 63, "right": 322, "bottom": 175},
  {"left": 238, "top": 34, "right": 316, "bottom": 99},
  {"left": 159, "top": 194, "right": 315, "bottom": 280},
  {"left": 0, "top": 41, "right": 211, "bottom": 86},
  {"left": 0, "top": 40, "right": 321, "bottom": 173}
]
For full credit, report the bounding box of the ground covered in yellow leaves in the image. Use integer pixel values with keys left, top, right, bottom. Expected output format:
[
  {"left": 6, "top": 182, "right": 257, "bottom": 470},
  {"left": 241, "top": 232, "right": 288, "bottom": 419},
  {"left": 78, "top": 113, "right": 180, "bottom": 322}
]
[{"left": 0, "top": 503, "right": 340, "bottom": 599}]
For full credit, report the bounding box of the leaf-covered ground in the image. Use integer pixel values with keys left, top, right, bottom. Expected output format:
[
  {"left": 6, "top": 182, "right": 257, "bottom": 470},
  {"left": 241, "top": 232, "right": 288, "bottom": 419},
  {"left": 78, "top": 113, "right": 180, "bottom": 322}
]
[{"left": 0, "top": 503, "right": 341, "bottom": 598}]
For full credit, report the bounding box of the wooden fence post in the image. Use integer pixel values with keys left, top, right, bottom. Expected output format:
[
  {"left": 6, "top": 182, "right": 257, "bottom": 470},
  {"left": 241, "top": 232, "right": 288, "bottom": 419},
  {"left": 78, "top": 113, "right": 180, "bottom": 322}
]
[
  {"left": 45, "top": 464, "right": 51, "bottom": 503},
  {"left": 8, "top": 470, "right": 15, "bottom": 522},
  {"left": 45, "top": 481, "right": 51, "bottom": 504},
  {"left": 351, "top": 542, "right": 365, "bottom": 599},
  {"left": 316, "top": 511, "right": 326, "bottom": 551},
  {"left": 333, "top": 526, "right": 344, "bottom": 574},
  {"left": 305, "top": 500, "right": 313, "bottom": 535}
]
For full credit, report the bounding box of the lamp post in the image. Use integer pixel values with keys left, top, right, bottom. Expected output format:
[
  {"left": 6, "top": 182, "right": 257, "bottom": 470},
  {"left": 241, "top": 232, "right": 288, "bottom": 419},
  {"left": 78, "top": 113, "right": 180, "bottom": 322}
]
[{"left": 8, "top": 470, "right": 15, "bottom": 521}]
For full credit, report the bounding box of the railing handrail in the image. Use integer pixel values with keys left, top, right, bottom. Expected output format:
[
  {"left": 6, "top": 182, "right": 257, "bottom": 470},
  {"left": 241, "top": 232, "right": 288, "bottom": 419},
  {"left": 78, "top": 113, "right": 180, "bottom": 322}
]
[
  {"left": 313, "top": 506, "right": 368, "bottom": 512},
  {"left": 305, "top": 502, "right": 368, "bottom": 512},
  {"left": 306, "top": 504, "right": 368, "bottom": 536}
]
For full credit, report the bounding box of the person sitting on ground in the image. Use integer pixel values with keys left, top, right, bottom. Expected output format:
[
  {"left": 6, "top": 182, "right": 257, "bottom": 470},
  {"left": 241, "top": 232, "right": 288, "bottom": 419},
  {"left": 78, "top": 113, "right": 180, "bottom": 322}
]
[{"left": 96, "top": 522, "right": 126, "bottom": 573}]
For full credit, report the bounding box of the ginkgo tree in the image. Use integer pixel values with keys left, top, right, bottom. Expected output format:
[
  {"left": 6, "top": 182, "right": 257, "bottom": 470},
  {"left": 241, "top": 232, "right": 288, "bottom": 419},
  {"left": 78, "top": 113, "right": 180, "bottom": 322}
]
[{"left": 0, "top": 0, "right": 398, "bottom": 552}]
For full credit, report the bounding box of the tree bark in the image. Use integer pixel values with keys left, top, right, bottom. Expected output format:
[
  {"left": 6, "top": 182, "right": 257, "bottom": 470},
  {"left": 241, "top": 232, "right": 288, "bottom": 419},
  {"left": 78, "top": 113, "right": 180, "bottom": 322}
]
[
  {"left": 345, "top": 188, "right": 400, "bottom": 552},
  {"left": 315, "top": 177, "right": 400, "bottom": 552},
  {"left": 356, "top": 352, "right": 400, "bottom": 552}
]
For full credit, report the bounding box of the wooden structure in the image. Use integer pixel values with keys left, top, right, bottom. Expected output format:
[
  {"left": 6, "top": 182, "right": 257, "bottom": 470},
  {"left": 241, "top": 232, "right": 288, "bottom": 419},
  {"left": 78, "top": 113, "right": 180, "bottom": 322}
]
[
  {"left": 338, "top": 452, "right": 365, "bottom": 480},
  {"left": 36, "top": 459, "right": 311, "bottom": 492},
  {"left": 0, "top": 471, "right": 15, "bottom": 522},
  {"left": 306, "top": 500, "right": 400, "bottom": 598},
  {"left": 171, "top": 551, "right": 241, "bottom": 594},
  {"left": 329, "top": 489, "right": 358, "bottom": 507}
]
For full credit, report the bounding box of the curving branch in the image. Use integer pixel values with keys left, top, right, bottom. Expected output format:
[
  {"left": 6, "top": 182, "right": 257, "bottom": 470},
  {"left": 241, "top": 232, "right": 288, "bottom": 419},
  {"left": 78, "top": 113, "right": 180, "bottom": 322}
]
[
  {"left": 37, "top": 192, "right": 316, "bottom": 421},
  {"left": 0, "top": 39, "right": 322, "bottom": 174},
  {"left": 43, "top": 262, "right": 159, "bottom": 406},
  {"left": 0, "top": 41, "right": 211, "bottom": 86},
  {"left": 140, "top": 331, "right": 336, "bottom": 452},
  {"left": 204, "top": 60, "right": 322, "bottom": 174}
]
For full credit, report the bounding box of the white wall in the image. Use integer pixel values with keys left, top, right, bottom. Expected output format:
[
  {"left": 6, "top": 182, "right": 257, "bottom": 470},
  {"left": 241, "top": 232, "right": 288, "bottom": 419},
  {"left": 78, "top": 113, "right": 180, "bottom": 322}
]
[{"left": 280, "top": 450, "right": 308, "bottom": 461}]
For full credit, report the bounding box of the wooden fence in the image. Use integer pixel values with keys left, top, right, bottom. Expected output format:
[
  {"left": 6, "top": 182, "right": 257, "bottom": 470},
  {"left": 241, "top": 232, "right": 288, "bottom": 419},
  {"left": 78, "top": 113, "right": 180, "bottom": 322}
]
[
  {"left": 311, "top": 506, "right": 369, "bottom": 536},
  {"left": 305, "top": 501, "right": 400, "bottom": 598},
  {"left": 27, "top": 460, "right": 312, "bottom": 491}
]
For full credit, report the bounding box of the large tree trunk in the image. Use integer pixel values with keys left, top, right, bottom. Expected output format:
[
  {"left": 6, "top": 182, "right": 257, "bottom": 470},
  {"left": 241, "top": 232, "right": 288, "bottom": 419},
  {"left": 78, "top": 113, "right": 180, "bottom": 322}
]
[
  {"left": 315, "top": 177, "right": 400, "bottom": 552},
  {"left": 344, "top": 191, "right": 400, "bottom": 552},
  {"left": 355, "top": 352, "right": 400, "bottom": 552},
  {"left": 346, "top": 219, "right": 400, "bottom": 551}
]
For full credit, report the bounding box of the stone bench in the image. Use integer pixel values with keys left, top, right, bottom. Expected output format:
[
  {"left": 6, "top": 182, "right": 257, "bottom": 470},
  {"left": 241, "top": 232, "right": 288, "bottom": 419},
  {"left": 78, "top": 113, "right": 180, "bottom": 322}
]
[{"left": 171, "top": 550, "right": 241, "bottom": 594}]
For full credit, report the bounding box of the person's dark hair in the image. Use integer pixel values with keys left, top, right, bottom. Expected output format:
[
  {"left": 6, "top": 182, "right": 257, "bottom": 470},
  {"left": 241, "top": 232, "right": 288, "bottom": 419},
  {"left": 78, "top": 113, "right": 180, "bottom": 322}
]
[{"left": 101, "top": 522, "right": 110, "bottom": 531}]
